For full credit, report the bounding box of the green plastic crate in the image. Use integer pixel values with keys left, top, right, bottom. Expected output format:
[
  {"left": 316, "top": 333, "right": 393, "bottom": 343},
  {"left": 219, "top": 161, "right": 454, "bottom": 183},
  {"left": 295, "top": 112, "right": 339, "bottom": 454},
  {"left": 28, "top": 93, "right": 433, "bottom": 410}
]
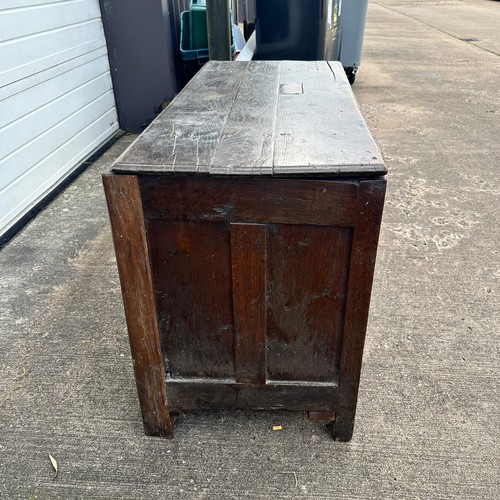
[
  {"left": 189, "top": 0, "right": 208, "bottom": 51},
  {"left": 180, "top": 9, "right": 235, "bottom": 63},
  {"left": 180, "top": 10, "right": 209, "bottom": 62}
]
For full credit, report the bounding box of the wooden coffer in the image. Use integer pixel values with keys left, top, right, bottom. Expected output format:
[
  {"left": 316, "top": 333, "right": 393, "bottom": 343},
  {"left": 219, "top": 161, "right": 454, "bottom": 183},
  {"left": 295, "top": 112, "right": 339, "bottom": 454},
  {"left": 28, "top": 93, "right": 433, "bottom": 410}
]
[{"left": 103, "top": 61, "right": 386, "bottom": 440}]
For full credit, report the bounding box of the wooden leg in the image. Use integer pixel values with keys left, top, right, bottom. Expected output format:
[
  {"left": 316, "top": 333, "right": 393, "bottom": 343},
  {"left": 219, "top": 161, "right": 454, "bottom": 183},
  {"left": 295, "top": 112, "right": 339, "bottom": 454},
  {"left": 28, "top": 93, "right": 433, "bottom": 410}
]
[
  {"left": 103, "top": 173, "right": 173, "bottom": 438},
  {"left": 335, "top": 179, "right": 386, "bottom": 442},
  {"left": 331, "top": 409, "right": 355, "bottom": 441}
]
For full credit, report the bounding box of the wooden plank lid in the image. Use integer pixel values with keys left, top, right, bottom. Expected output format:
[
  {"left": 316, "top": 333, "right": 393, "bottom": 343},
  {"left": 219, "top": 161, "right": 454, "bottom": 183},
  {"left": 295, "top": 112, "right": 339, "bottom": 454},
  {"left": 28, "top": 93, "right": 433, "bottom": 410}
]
[{"left": 111, "top": 61, "right": 387, "bottom": 177}]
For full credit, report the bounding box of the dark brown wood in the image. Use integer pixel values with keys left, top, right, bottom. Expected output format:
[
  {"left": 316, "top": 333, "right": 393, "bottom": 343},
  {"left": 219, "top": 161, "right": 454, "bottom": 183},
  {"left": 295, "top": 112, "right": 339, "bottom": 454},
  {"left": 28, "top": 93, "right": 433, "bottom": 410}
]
[
  {"left": 266, "top": 224, "right": 351, "bottom": 382},
  {"left": 140, "top": 176, "right": 359, "bottom": 227},
  {"left": 102, "top": 174, "right": 172, "bottom": 437},
  {"left": 167, "top": 380, "right": 338, "bottom": 412},
  {"left": 104, "top": 61, "right": 387, "bottom": 440},
  {"left": 147, "top": 219, "right": 234, "bottom": 378},
  {"left": 308, "top": 411, "right": 336, "bottom": 422},
  {"left": 231, "top": 223, "right": 267, "bottom": 384},
  {"left": 333, "top": 179, "right": 386, "bottom": 441}
]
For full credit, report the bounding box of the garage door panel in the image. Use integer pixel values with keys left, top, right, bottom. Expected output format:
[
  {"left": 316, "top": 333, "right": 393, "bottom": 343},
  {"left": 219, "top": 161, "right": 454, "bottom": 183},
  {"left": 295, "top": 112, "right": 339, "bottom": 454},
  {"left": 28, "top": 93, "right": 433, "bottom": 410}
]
[
  {"left": 0, "top": 55, "right": 110, "bottom": 129},
  {"left": 0, "top": 46, "right": 108, "bottom": 102},
  {"left": 0, "top": 0, "right": 118, "bottom": 237},
  {"left": 0, "top": 20, "right": 105, "bottom": 87},
  {"left": 0, "top": 108, "right": 117, "bottom": 230},
  {"left": 0, "top": 0, "right": 101, "bottom": 42},
  {"left": 0, "top": 90, "right": 116, "bottom": 187},
  {"left": 1, "top": 71, "right": 113, "bottom": 159},
  {"left": 2, "top": 0, "right": 67, "bottom": 9}
]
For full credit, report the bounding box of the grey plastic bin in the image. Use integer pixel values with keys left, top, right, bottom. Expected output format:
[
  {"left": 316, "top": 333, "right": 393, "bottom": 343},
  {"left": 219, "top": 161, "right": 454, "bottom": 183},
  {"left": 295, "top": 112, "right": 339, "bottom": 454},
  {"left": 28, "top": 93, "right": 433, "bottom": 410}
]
[{"left": 333, "top": 0, "right": 369, "bottom": 83}]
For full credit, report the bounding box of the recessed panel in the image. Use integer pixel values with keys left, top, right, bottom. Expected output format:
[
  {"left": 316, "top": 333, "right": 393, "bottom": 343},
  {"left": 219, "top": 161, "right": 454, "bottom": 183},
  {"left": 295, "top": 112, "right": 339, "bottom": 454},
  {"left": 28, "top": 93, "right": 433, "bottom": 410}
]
[
  {"left": 147, "top": 220, "right": 234, "bottom": 378},
  {"left": 266, "top": 224, "right": 352, "bottom": 382}
]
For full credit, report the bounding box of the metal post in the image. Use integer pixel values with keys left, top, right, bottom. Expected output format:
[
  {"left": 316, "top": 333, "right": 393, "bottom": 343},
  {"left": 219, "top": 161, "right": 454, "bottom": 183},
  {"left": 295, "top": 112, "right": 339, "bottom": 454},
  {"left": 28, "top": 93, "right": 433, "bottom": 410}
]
[{"left": 206, "top": 0, "right": 232, "bottom": 60}]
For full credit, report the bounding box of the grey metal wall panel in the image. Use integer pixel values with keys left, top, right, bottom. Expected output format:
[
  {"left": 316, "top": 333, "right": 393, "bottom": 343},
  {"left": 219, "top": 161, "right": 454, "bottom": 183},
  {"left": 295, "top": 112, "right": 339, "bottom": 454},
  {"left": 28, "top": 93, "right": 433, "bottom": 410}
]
[{"left": 99, "top": 0, "right": 178, "bottom": 132}]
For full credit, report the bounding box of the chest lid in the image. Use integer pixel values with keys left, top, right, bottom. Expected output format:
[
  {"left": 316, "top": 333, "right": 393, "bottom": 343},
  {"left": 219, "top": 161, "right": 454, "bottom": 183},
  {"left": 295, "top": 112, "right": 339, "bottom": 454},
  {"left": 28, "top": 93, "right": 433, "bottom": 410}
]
[{"left": 111, "top": 60, "right": 386, "bottom": 177}]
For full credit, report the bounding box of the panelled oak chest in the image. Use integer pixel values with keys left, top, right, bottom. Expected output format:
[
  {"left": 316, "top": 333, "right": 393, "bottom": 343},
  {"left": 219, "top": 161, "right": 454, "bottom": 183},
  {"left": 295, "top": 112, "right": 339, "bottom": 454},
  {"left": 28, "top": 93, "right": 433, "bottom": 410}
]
[{"left": 103, "top": 61, "right": 386, "bottom": 440}]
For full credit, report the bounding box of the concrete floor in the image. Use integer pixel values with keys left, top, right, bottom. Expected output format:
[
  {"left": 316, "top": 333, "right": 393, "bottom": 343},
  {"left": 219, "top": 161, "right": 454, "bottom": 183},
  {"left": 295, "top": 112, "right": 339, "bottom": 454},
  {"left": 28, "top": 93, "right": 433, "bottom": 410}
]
[{"left": 1, "top": 0, "right": 499, "bottom": 498}]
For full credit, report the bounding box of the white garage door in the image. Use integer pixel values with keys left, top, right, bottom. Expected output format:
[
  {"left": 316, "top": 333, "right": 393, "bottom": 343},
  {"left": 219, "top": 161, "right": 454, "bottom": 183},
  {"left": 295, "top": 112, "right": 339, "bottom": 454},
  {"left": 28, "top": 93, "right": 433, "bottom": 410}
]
[{"left": 0, "top": 0, "right": 119, "bottom": 239}]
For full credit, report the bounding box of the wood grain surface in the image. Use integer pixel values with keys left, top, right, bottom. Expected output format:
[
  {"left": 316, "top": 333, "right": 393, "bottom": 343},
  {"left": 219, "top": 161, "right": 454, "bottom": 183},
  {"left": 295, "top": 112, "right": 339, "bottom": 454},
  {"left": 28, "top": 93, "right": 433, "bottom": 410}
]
[
  {"left": 333, "top": 179, "right": 386, "bottom": 440},
  {"left": 136, "top": 175, "right": 386, "bottom": 435},
  {"left": 139, "top": 175, "right": 359, "bottom": 227},
  {"left": 167, "top": 380, "right": 338, "bottom": 412},
  {"left": 111, "top": 61, "right": 386, "bottom": 177},
  {"left": 210, "top": 61, "right": 280, "bottom": 174},
  {"left": 147, "top": 219, "right": 235, "bottom": 379},
  {"left": 266, "top": 224, "right": 352, "bottom": 383},
  {"left": 102, "top": 174, "right": 172, "bottom": 437},
  {"left": 230, "top": 223, "right": 267, "bottom": 384}
]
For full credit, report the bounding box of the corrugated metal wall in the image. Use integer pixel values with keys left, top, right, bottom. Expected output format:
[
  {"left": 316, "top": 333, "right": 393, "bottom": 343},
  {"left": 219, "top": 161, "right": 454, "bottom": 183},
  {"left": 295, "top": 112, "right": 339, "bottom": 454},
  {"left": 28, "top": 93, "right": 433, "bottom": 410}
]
[
  {"left": 0, "top": 0, "right": 118, "bottom": 239},
  {"left": 169, "top": 0, "right": 190, "bottom": 40},
  {"left": 235, "top": 0, "right": 255, "bottom": 24},
  {"left": 168, "top": 0, "right": 190, "bottom": 89}
]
